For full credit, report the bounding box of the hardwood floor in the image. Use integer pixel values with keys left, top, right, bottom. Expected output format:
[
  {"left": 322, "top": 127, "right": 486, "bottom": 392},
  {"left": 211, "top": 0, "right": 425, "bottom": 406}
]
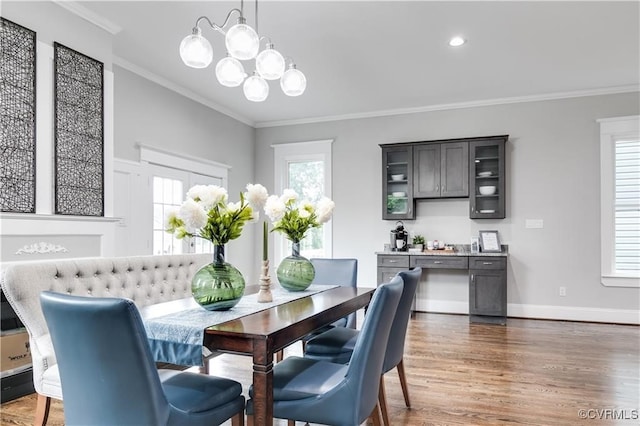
[{"left": 1, "top": 313, "right": 638, "bottom": 425}]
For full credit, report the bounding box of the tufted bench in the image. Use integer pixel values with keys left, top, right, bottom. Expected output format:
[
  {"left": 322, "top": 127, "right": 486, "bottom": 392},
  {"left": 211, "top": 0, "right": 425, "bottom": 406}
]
[{"left": 1, "top": 253, "right": 211, "bottom": 426}]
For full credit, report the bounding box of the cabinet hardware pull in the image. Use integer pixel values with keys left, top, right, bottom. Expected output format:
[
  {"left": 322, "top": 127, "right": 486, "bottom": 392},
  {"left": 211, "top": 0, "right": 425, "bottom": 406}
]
[
  {"left": 435, "top": 185, "right": 439, "bottom": 192},
  {"left": 388, "top": 260, "right": 397, "bottom": 263},
  {"left": 483, "top": 262, "right": 493, "bottom": 265},
  {"left": 471, "top": 274, "right": 474, "bottom": 281},
  {"left": 434, "top": 261, "right": 443, "bottom": 264}
]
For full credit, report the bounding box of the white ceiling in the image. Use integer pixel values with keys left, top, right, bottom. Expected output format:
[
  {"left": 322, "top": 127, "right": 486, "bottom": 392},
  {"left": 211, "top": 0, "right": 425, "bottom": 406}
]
[{"left": 72, "top": 1, "right": 639, "bottom": 127}]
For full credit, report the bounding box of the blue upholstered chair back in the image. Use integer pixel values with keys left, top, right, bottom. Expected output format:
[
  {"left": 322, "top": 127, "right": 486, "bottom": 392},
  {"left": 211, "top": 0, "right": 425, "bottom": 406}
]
[
  {"left": 40, "top": 291, "right": 171, "bottom": 425},
  {"left": 383, "top": 267, "right": 422, "bottom": 373},
  {"left": 310, "top": 258, "right": 358, "bottom": 328},
  {"left": 344, "top": 276, "right": 403, "bottom": 423}
]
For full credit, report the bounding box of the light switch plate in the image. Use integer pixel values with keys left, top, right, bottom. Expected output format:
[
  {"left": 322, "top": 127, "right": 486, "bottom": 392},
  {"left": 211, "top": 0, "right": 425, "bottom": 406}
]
[{"left": 526, "top": 219, "right": 544, "bottom": 229}]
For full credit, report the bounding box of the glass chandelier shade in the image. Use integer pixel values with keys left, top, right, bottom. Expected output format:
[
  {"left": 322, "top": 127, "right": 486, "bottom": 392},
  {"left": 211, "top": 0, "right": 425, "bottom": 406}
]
[
  {"left": 179, "top": 28, "right": 214, "bottom": 69},
  {"left": 180, "top": 5, "right": 306, "bottom": 102},
  {"left": 256, "top": 44, "right": 285, "bottom": 80},
  {"left": 243, "top": 72, "right": 269, "bottom": 102},
  {"left": 280, "top": 65, "right": 307, "bottom": 96},
  {"left": 225, "top": 22, "right": 260, "bottom": 60},
  {"left": 216, "top": 56, "right": 247, "bottom": 87}
]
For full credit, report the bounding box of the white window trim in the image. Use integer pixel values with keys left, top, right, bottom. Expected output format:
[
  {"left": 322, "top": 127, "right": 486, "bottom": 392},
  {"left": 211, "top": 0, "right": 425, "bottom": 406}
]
[
  {"left": 272, "top": 139, "right": 333, "bottom": 264},
  {"left": 139, "top": 144, "right": 230, "bottom": 185},
  {"left": 598, "top": 115, "right": 640, "bottom": 287}
]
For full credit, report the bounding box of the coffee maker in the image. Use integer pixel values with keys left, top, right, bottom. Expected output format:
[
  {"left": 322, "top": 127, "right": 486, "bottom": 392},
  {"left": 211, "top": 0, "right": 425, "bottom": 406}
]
[{"left": 390, "top": 221, "right": 408, "bottom": 251}]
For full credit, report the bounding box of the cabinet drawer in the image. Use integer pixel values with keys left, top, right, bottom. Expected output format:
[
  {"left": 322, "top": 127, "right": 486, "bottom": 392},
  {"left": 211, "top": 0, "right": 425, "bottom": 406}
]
[
  {"left": 410, "top": 256, "right": 468, "bottom": 269},
  {"left": 377, "top": 267, "right": 407, "bottom": 285},
  {"left": 377, "top": 255, "right": 410, "bottom": 268},
  {"left": 469, "top": 257, "right": 506, "bottom": 270}
]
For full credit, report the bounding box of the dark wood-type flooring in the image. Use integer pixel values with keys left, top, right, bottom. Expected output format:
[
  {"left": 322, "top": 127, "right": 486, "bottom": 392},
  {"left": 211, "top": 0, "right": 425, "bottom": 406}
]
[{"left": 1, "top": 313, "right": 638, "bottom": 425}]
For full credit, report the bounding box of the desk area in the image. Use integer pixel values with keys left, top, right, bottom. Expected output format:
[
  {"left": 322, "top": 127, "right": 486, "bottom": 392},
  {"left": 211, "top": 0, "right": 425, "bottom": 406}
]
[{"left": 376, "top": 245, "right": 508, "bottom": 324}]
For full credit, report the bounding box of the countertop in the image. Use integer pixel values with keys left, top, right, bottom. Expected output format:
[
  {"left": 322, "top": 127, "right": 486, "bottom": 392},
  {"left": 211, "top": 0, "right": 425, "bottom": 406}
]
[{"left": 376, "top": 244, "right": 508, "bottom": 257}]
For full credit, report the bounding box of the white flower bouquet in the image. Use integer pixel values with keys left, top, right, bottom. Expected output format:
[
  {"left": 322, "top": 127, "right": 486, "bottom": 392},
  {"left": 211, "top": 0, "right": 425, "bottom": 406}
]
[
  {"left": 166, "top": 183, "right": 268, "bottom": 245},
  {"left": 264, "top": 189, "right": 335, "bottom": 243}
]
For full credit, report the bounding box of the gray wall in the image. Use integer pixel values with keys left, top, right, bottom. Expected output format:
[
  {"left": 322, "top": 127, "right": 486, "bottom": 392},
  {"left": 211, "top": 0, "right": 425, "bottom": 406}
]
[{"left": 256, "top": 93, "right": 640, "bottom": 317}]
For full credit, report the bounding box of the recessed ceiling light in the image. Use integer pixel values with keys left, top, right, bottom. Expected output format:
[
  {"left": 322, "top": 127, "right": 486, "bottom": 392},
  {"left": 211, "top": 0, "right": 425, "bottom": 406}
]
[{"left": 449, "top": 36, "right": 466, "bottom": 47}]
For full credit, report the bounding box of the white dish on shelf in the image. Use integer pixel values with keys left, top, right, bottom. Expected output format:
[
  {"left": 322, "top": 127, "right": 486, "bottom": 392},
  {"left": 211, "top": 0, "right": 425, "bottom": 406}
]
[
  {"left": 478, "top": 171, "right": 493, "bottom": 177},
  {"left": 391, "top": 191, "right": 406, "bottom": 197},
  {"left": 480, "top": 209, "right": 496, "bottom": 213},
  {"left": 390, "top": 174, "right": 405, "bottom": 181},
  {"left": 478, "top": 186, "right": 496, "bottom": 195}
]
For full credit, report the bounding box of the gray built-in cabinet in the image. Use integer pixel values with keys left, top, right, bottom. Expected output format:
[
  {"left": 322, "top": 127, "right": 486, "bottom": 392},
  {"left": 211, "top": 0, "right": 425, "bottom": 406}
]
[
  {"left": 377, "top": 252, "right": 508, "bottom": 324},
  {"left": 381, "top": 135, "right": 508, "bottom": 220},
  {"left": 414, "top": 142, "right": 468, "bottom": 198}
]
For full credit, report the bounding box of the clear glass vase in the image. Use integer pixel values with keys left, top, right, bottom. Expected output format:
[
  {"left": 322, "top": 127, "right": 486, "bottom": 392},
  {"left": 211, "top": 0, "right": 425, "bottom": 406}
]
[
  {"left": 191, "top": 245, "right": 245, "bottom": 311},
  {"left": 277, "top": 242, "right": 315, "bottom": 291}
]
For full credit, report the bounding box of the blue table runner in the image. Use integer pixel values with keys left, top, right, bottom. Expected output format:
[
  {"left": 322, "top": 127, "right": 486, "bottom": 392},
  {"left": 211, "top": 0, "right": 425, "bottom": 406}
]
[{"left": 144, "top": 285, "right": 337, "bottom": 366}]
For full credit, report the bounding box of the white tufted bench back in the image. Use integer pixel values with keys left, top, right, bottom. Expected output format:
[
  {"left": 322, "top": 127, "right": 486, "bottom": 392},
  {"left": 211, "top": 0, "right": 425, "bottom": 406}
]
[{"left": 0, "top": 253, "right": 210, "bottom": 400}]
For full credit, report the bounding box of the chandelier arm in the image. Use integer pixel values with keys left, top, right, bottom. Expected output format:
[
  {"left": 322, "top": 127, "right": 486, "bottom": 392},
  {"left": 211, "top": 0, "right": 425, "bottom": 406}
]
[{"left": 194, "top": 8, "right": 243, "bottom": 35}]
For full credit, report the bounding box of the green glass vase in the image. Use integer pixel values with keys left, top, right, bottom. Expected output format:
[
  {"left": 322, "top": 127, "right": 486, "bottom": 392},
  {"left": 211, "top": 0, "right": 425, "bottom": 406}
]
[
  {"left": 192, "top": 245, "right": 245, "bottom": 311},
  {"left": 277, "top": 242, "right": 315, "bottom": 291}
]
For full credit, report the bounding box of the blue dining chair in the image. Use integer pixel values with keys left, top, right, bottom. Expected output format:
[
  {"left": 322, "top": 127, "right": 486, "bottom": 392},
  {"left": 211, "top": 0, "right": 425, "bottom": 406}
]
[
  {"left": 303, "top": 267, "right": 422, "bottom": 426},
  {"left": 246, "top": 276, "right": 404, "bottom": 426},
  {"left": 276, "top": 258, "right": 358, "bottom": 362},
  {"left": 39, "top": 291, "right": 246, "bottom": 426}
]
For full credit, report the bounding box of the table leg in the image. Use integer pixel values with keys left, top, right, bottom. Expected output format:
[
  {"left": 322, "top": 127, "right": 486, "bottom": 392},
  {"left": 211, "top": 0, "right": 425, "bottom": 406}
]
[{"left": 252, "top": 339, "right": 274, "bottom": 425}]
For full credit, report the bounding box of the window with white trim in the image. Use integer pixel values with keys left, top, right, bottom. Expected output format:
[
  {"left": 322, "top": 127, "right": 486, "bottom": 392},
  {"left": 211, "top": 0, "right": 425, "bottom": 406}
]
[
  {"left": 599, "top": 116, "right": 640, "bottom": 287},
  {"left": 273, "top": 140, "right": 333, "bottom": 263}
]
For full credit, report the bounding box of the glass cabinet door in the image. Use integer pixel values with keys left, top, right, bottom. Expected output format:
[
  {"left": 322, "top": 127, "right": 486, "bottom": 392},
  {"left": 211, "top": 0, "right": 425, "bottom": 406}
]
[
  {"left": 469, "top": 138, "right": 506, "bottom": 219},
  {"left": 382, "top": 145, "right": 414, "bottom": 220}
]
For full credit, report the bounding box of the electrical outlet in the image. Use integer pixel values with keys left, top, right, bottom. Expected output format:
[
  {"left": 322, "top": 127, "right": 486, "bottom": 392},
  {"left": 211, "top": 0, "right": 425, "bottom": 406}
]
[{"left": 559, "top": 286, "right": 567, "bottom": 297}]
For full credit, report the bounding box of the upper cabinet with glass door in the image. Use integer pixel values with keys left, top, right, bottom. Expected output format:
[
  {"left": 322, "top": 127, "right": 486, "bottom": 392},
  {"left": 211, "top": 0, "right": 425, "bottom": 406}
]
[
  {"left": 381, "top": 144, "right": 414, "bottom": 220},
  {"left": 469, "top": 136, "right": 507, "bottom": 219}
]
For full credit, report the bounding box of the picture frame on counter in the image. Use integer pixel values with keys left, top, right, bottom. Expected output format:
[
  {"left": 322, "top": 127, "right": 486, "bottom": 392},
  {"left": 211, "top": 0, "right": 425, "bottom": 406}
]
[{"left": 479, "top": 230, "right": 501, "bottom": 253}]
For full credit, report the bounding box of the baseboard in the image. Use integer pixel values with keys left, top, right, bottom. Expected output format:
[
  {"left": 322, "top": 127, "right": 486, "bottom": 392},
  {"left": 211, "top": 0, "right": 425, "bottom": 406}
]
[
  {"left": 507, "top": 303, "right": 639, "bottom": 325},
  {"left": 415, "top": 300, "right": 639, "bottom": 324}
]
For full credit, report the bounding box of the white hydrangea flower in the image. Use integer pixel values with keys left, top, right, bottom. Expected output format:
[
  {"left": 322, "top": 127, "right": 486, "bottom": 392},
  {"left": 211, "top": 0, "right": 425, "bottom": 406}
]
[
  {"left": 316, "top": 197, "right": 335, "bottom": 224},
  {"left": 164, "top": 207, "right": 179, "bottom": 228},
  {"left": 280, "top": 188, "right": 298, "bottom": 205},
  {"left": 245, "top": 183, "right": 269, "bottom": 210},
  {"left": 298, "top": 201, "right": 313, "bottom": 219},
  {"left": 186, "top": 185, "right": 208, "bottom": 201},
  {"left": 186, "top": 185, "right": 227, "bottom": 210},
  {"left": 179, "top": 199, "right": 208, "bottom": 231},
  {"left": 264, "top": 195, "right": 286, "bottom": 221},
  {"left": 225, "top": 201, "right": 241, "bottom": 213}
]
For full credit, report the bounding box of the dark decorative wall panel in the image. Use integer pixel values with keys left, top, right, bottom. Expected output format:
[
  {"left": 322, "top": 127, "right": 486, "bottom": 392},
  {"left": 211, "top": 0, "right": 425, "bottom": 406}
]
[
  {"left": 54, "top": 42, "right": 104, "bottom": 216},
  {"left": 0, "top": 18, "right": 36, "bottom": 213}
]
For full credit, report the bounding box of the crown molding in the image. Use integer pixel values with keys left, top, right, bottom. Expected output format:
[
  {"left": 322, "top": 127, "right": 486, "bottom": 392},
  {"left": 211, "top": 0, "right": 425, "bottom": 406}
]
[
  {"left": 112, "top": 56, "right": 255, "bottom": 127},
  {"left": 52, "top": 0, "right": 122, "bottom": 35},
  {"left": 255, "top": 84, "right": 640, "bottom": 128}
]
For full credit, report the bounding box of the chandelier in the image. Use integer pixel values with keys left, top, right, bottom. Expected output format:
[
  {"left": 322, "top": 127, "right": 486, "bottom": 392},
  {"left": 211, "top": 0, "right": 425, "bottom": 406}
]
[{"left": 179, "top": 0, "right": 306, "bottom": 102}]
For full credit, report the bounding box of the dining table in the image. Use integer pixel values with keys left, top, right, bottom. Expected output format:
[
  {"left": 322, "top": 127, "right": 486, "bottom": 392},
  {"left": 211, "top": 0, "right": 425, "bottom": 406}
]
[{"left": 140, "top": 284, "right": 376, "bottom": 426}]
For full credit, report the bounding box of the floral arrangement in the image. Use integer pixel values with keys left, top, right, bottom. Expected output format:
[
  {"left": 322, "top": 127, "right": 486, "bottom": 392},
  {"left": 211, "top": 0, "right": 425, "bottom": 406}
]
[
  {"left": 264, "top": 189, "right": 335, "bottom": 243},
  {"left": 166, "top": 183, "right": 268, "bottom": 246}
]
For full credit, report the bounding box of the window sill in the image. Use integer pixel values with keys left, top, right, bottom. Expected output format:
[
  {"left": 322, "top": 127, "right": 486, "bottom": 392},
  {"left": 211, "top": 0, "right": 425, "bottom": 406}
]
[{"left": 601, "top": 275, "right": 640, "bottom": 288}]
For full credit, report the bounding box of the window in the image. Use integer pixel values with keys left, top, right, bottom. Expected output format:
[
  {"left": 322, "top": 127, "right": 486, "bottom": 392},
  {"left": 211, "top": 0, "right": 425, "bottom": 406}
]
[
  {"left": 599, "top": 116, "right": 640, "bottom": 287},
  {"left": 140, "top": 145, "right": 229, "bottom": 256},
  {"left": 273, "top": 140, "right": 333, "bottom": 262},
  {"left": 153, "top": 176, "right": 184, "bottom": 255}
]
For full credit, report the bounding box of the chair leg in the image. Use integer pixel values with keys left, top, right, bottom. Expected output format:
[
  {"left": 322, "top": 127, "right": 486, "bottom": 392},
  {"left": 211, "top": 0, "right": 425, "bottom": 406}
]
[
  {"left": 397, "top": 358, "right": 411, "bottom": 408},
  {"left": 246, "top": 414, "right": 253, "bottom": 426},
  {"left": 34, "top": 394, "right": 51, "bottom": 426},
  {"left": 368, "top": 401, "right": 383, "bottom": 426},
  {"left": 231, "top": 412, "right": 244, "bottom": 426},
  {"left": 378, "top": 376, "right": 390, "bottom": 426},
  {"left": 276, "top": 349, "right": 284, "bottom": 362},
  {"left": 288, "top": 420, "right": 295, "bottom": 426}
]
